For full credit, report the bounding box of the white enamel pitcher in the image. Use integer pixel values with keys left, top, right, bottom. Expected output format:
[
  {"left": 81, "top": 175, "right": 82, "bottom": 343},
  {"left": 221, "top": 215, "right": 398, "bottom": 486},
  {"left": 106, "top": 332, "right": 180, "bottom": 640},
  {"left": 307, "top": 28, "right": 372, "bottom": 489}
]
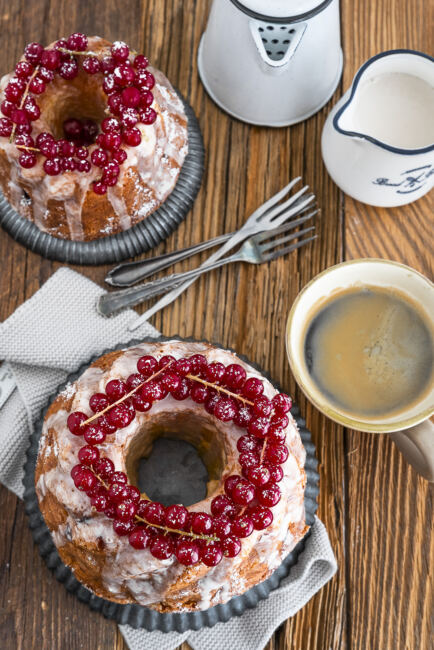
[
  {"left": 322, "top": 50, "right": 434, "bottom": 207},
  {"left": 198, "top": 0, "right": 343, "bottom": 126}
]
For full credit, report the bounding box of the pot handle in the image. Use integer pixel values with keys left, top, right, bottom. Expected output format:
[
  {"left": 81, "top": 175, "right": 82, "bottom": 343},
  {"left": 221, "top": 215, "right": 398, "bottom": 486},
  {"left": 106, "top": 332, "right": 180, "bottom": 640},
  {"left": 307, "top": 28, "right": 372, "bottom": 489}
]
[
  {"left": 389, "top": 419, "right": 434, "bottom": 482},
  {"left": 249, "top": 20, "right": 307, "bottom": 75}
]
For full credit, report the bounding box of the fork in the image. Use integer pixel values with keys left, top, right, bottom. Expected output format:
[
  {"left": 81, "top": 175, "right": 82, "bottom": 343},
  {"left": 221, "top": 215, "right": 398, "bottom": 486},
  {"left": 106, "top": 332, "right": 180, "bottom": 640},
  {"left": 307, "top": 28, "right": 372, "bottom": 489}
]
[
  {"left": 97, "top": 216, "right": 317, "bottom": 316},
  {"left": 128, "top": 177, "right": 315, "bottom": 330},
  {"left": 105, "top": 202, "right": 316, "bottom": 287}
]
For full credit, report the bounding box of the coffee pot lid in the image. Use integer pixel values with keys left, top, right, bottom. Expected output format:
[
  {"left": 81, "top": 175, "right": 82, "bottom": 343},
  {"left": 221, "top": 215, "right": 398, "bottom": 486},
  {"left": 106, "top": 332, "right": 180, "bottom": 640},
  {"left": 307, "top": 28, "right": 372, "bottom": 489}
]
[{"left": 231, "top": 0, "right": 331, "bottom": 20}]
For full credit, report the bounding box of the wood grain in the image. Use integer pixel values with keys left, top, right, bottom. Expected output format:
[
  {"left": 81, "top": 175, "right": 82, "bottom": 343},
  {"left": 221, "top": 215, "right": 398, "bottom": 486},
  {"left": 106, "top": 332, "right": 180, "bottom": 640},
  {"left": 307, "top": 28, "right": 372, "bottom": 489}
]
[{"left": 0, "top": 1, "right": 432, "bottom": 649}]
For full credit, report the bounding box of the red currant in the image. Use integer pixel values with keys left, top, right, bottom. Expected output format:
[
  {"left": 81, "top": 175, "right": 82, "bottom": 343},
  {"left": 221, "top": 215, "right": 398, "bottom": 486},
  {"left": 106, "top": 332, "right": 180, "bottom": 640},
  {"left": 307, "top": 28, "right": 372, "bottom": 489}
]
[
  {"left": 41, "top": 49, "right": 61, "bottom": 71},
  {"left": 201, "top": 542, "right": 223, "bottom": 566},
  {"left": 176, "top": 539, "right": 200, "bottom": 566},
  {"left": 191, "top": 384, "right": 208, "bottom": 404},
  {"left": 89, "top": 393, "right": 109, "bottom": 413},
  {"left": 224, "top": 475, "right": 241, "bottom": 497},
  {"left": 18, "top": 152, "right": 37, "bottom": 168},
  {"left": 189, "top": 354, "right": 207, "bottom": 374},
  {"left": 137, "top": 355, "right": 158, "bottom": 376},
  {"left": 265, "top": 462, "right": 284, "bottom": 483},
  {"left": 212, "top": 515, "right": 232, "bottom": 539},
  {"left": 129, "top": 527, "right": 151, "bottom": 549},
  {"left": 107, "top": 402, "right": 134, "bottom": 428},
  {"left": 247, "top": 465, "right": 270, "bottom": 487},
  {"left": 93, "top": 457, "right": 115, "bottom": 480},
  {"left": 160, "top": 371, "right": 181, "bottom": 393},
  {"left": 134, "top": 54, "right": 149, "bottom": 69},
  {"left": 59, "top": 59, "right": 79, "bottom": 80},
  {"left": 113, "top": 519, "right": 134, "bottom": 536},
  {"left": 123, "top": 127, "right": 141, "bottom": 146},
  {"left": 171, "top": 378, "right": 191, "bottom": 400},
  {"left": 111, "top": 41, "right": 130, "bottom": 62},
  {"left": 140, "top": 500, "right": 165, "bottom": 525},
  {"left": 205, "top": 362, "right": 225, "bottom": 384},
  {"left": 15, "top": 61, "right": 33, "bottom": 78},
  {"left": 231, "top": 479, "right": 256, "bottom": 506},
  {"left": 0, "top": 118, "right": 13, "bottom": 137},
  {"left": 253, "top": 395, "right": 272, "bottom": 417},
  {"left": 108, "top": 482, "right": 130, "bottom": 504},
  {"left": 116, "top": 500, "right": 137, "bottom": 522},
  {"left": 258, "top": 483, "right": 281, "bottom": 507},
  {"left": 24, "top": 42, "right": 43, "bottom": 65},
  {"left": 78, "top": 445, "right": 100, "bottom": 466},
  {"left": 211, "top": 495, "right": 237, "bottom": 518},
  {"left": 66, "top": 33, "right": 88, "bottom": 51},
  {"left": 272, "top": 393, "right": 292, "bottom": 414},
  {"left": 150, "top": 534, "right": 174, "bottom": 560},
  {"left": 222, "top": 536, "right": 241, "bottom": 558},
  {"left": 67, "top": 411, "right": 87, "bottom": 435},
  {"left": 249, "top": 505, "right": 273, "bottom": 530},
  {"left": 105, "top": 379, "right": 128, "bottom": 402},
  {"left": 223, "top": 363, "right": 246, "bottom": 390},
  {"left": 233, "top": 405, "right": 253, "bottom": 428},
  {"left": 247, "top": 417, "right": 270, "bottom": 439},
  {"left": 84, "top": 423, "right": 106, "bottom": 446},
  {"left": 214, "top": 397, "right": 237, "bottom": 422},
  {"left": 191, "top": 512, "right": 213, "bottom": 535},
  {"left": 82, "top": 56, "right": 101, "bottom": 74},
  {"left": 165, "top": 504, "right": 188, "bottom": 529},
  {"left": 265, "top": 444, "right": 289, "bottom": 464},
  {"left": 232, "top": 514, "right": 254, "bottom": 538},
  {"left": 74, "top": 467, "right": 97, "bottom": 492},
  {"left": 242, "top": 377, "right": 264, "bottom": 399}
]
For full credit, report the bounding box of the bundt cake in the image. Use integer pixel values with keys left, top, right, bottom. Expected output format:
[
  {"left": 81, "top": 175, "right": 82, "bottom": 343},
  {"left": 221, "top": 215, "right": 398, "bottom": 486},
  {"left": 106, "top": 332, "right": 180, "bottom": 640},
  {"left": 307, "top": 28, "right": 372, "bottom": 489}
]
[
  {"left": 0, "top": 34, "right": 188, "bottom": 240},
  {"left": 35, "top": 340, "right": 307, "bottom": 612}
]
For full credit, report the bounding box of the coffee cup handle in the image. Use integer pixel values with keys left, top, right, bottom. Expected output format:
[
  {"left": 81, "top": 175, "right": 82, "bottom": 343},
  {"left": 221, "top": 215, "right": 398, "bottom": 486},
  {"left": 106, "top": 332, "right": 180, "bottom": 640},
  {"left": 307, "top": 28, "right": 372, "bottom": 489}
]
[{"left": 389, "top": 419, "right": 434, "bottom": 482}]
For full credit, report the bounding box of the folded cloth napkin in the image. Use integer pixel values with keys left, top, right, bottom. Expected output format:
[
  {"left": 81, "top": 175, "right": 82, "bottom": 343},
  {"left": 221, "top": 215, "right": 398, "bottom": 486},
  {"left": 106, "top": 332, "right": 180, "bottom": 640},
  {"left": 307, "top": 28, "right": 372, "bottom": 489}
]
[{"left": 0, "top": 267, "right": 337, "bottom": 650}]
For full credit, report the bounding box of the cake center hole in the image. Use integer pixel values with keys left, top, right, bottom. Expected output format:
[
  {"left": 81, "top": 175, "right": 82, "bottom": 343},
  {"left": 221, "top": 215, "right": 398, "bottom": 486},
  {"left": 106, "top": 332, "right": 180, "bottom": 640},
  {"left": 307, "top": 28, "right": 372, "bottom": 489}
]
[
  {"left": 125, "top": 410, "right": 228, "bottom": 508},
  {"left": 37, "top": 69, "right": 106, "bottom": 141},
  {"left": 137, "top": 438, "right": 209, "bottom": 506}
]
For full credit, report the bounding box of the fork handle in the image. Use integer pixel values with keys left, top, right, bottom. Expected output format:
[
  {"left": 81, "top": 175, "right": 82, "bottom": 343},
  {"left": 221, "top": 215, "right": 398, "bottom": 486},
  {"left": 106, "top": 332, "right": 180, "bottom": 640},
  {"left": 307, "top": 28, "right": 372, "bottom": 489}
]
[
  {"left": 98, "top": 255, "right": 241, "bottom": 316},
  {"left": 105, "top": 231, "right": 234, "bottom": 287}
]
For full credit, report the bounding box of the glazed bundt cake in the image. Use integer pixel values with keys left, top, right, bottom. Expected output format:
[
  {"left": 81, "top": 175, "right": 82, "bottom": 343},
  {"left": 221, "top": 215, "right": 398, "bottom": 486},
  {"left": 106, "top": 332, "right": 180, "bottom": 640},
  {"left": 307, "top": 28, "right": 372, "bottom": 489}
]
[
  {"left": 0, "top": 34, "right": 188, "bottom": 240},
  {"left": 35, "top": 340, "right": 308, "bottom": 612}
]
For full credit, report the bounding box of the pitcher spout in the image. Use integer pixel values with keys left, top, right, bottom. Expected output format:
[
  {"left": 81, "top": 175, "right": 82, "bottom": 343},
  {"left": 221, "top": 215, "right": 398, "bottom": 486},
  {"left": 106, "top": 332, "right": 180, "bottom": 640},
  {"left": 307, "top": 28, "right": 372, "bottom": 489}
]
[{"left": 333, "top": 49, "right": 434, "bottom": 153}]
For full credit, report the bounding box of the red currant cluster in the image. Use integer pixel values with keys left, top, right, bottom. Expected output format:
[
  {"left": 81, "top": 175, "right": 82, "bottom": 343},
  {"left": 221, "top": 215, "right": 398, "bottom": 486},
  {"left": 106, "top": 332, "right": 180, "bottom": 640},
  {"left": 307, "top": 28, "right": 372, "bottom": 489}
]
[
  {"left": 0, "top": 34, "right": 157, "bottom": 194},
  {"left": 67, "top": 353, "right": 292, "bottom": 567}
]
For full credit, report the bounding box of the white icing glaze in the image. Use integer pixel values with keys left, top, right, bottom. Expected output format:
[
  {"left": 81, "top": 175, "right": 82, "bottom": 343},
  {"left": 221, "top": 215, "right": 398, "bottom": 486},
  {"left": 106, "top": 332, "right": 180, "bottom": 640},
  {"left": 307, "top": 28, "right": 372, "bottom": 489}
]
[{"left": 36, "top": 341, "right": 307, "bottom": 610}]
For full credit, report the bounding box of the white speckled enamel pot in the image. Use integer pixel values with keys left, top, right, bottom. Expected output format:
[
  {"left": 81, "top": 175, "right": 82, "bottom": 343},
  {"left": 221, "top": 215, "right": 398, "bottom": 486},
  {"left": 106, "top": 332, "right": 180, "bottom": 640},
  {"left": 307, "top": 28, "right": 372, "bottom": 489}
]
[
  {"left": 322, "top": 50, "right": 434, "bottom": 207},
  {"left": 198, "top": 0, "right": 342, "bottom": 126}
]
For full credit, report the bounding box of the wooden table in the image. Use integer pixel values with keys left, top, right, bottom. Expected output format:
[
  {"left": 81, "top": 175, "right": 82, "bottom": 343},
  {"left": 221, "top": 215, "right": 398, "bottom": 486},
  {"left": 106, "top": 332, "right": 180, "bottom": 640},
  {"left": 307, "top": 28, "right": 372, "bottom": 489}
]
[{"left": 0, "top": 1, "right": 432, "bottom": 648}]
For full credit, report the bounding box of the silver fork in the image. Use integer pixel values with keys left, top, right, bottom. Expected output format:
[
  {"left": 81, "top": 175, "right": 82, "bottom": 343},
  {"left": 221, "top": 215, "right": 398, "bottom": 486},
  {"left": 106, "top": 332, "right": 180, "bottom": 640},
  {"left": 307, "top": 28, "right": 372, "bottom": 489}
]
[
  {"left": 105, "top": 201, "right": 316, "bottom": 287},
  {"left": 127, "top": 177, "right": 315, "bottom": 330},
  {"left": 97, "top": 216, "right": 317, "bottom": 316}
]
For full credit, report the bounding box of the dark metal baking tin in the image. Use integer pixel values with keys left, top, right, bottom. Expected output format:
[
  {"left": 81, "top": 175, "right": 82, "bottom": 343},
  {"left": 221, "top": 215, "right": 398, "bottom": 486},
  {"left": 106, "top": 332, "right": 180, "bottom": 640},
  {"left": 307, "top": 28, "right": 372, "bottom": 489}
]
[
  {"left": 0, "top": 93, "right": 204, "bottom": 265},
  {"left": 23, "top": 336, "right": 319, "bottom": 632}
]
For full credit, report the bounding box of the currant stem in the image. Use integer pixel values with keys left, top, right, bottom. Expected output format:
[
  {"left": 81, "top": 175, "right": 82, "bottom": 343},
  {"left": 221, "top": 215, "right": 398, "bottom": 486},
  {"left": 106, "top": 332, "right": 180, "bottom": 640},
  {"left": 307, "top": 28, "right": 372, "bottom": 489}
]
[
  {"left": 9, "top": 65, "right": 40, "bottom": 144},
  {"left": 186, "top": 374, "right": 254, "bottom": 406},
  {"left": 81, "top": 361, "right": 173, "bottom": 427},
  {"left": 134, "top": 515, "right": 218, "bottom": 542},
  {"left": 89, "top": 467, "right": 218, "bottom": 542},
  {"left": 16, "top": 145, "right": 40, "bottom": 152}
]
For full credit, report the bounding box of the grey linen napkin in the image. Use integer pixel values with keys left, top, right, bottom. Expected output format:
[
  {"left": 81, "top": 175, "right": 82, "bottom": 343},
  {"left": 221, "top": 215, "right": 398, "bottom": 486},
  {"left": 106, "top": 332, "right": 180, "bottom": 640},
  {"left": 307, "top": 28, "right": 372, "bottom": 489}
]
[{"left": 0, "top": 267, "right": 337, "bottom": 650}]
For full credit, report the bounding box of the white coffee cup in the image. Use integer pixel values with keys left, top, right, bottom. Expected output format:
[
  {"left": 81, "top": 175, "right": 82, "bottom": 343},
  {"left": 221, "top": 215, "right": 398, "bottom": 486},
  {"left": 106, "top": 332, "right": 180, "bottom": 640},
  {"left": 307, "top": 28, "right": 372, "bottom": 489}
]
[{"left": 286, "top": 259, "right": 434, "bottom": 481}]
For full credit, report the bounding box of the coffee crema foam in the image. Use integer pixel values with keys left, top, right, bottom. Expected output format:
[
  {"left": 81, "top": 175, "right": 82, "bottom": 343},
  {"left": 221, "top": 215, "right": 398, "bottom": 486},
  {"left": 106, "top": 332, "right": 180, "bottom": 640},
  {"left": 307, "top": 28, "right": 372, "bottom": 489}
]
[{"left": 303, "top": 286, "right": 434, "bottom": 419}]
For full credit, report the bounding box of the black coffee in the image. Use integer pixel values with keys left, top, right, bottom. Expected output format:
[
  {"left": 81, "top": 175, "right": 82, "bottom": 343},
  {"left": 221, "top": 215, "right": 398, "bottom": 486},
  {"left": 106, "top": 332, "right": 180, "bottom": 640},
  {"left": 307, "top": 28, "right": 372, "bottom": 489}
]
[{"left": 303, "top": 286, "right": 433, "bottom": 418}]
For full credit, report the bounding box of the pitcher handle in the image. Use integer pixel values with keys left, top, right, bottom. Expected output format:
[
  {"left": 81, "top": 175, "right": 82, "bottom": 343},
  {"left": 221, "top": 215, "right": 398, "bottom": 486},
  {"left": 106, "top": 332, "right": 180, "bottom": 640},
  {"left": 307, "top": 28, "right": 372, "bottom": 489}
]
[
  {"left": 249, "top": 20, "right": 307, "bottom": 75},
  {"left": 389, "top": 419, "right": 434, "bottom": 482}
]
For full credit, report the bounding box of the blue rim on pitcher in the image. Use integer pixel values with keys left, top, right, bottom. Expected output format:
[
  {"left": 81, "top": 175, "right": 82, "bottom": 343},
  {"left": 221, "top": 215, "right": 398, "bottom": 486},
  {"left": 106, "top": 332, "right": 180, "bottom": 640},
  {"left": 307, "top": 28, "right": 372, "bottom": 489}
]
[{"left": 333, "top": 49, "right": 434, "bottom": 156}]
